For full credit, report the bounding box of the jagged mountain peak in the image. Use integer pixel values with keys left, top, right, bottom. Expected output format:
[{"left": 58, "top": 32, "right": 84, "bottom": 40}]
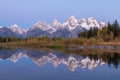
[
  {"left": 10, "top": 24, "right": 20, "bottom": 31},
  {"left": 67, "top": 16, "right": 78, "bottom": 23},
  {"left": 9, "top": 24, "right": 26, "bottom": 35},
  {"left": 51, "top": 20, "right": 61, "bottom": 25},
  {"left": 87, "top": 17, "right": 98, "bottom": 24},
  {"left": 68, "top": 16, "right": 76, "bottom": 20},
  {"left": 10, "top": 24, "right": 20, "bottom": 30},
  {"left": 63, "top": 16, "right": 79, "bottom": 31},
  {"left": 10, "top": 24, "right": 19, "bottom": 28},
  {"left": 88, "top": 17, "right": 95, "bottom": 20},
  {"left": 34, "top": 21, "right": 47, "bottom": 26},
  {"left": 79, "top": 17, "right": 106, "bottom": 30},
  {"left": 29, "top": 21, "right": 47, "bottom": 34},
  {"left": 31, "top": 21, "right": 47, "bottom": 29},
  {"left": 50, "top": 19, "right": 62, "bottom": 29}
]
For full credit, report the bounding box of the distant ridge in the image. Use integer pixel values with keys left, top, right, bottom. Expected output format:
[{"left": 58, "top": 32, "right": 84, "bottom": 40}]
[{"left": 0, "top": 16, "right": 106, "bottom": 38}]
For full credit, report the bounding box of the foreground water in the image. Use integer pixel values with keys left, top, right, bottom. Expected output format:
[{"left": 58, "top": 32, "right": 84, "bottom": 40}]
[{"left": 0, "top": 48, "right": 120, "bottom": 80}]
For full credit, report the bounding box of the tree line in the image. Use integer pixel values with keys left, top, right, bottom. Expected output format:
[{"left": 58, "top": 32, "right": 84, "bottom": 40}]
[
  {"left": 0, "top": 36, "right": 62, "bottom": 43},
  {"left": 78, "top": 20, "right": 120, "bottom": 41},
  {"left": 0, "top": 37, "right": 22, "bottom": 42}
]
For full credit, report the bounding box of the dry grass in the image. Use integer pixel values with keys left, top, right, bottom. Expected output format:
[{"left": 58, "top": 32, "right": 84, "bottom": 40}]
[{"left": 0, "top": 37, "right": 120, "bottom": 49}]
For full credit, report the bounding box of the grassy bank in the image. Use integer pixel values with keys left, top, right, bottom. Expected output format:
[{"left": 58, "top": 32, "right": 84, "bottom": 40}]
[{"left": 0, "top": 37, "right": 120, "bottom": 50}]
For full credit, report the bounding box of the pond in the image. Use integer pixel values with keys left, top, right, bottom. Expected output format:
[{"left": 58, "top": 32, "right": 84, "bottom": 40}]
[{"left": 0, "top": 48, "right": 120, "bottom": 80}]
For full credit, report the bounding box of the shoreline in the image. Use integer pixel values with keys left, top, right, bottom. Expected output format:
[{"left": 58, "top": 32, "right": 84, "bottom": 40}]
[
  {"left": 67, "top": 45, "right": 120, "bottom": 50},
  {"left": 1, "top": 43, "right": 120, "bottom": 51}
]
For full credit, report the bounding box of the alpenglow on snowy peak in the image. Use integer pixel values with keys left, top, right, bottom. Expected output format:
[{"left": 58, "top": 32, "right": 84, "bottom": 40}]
[{"left": 0, "top": 16, "right": 106, "bottom": 38}]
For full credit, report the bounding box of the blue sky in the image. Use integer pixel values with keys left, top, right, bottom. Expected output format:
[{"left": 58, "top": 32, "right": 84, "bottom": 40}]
[{"left": 0, "top": 0, "right": 120, "bottom": 28}]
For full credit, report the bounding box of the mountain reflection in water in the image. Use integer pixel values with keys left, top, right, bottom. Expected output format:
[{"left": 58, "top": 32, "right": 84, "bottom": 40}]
[{"left": 0, "top": 49, "right": 120, "bottom": 71}]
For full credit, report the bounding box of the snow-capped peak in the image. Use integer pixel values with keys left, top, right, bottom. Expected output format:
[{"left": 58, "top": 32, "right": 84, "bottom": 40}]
[
  {"left": 30, "top": 21, "right": 51, "bottom": 32},
  {"left": 31, "top": 21, "right": 47, "bottom": 29},
  {"left": 34, "top": 21, "right": 47, "bottom": 26},
  {"left": 10, "top": 24, "right": 19, "bottom": 28},
  {"left": 68, "top": 16, "right": 76, "bottom": 20},
  {"left": 87, "top": 17, "right": 95, "bottom": 21},
  {"left": 10, "top": 24, "right": 25, "bottom": 35},
  {"left": 79, "top": 17, "right": 106, "bottom": 30},
  {"left": 51, "top": 20, "right": 61, "bottom": 25},
  {"left": 67, "top": 16, "right": 78, "bottom": 23},
  {"left": 50, "top": 20, "right": 63, "bottom": 29},
  {"left": 63, "top": 16, "right": 79, "bottom": 31}
]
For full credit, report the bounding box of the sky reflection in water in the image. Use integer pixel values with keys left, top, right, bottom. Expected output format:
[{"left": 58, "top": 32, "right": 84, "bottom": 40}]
[{"left": 0, "top": 49, "right": 120, "bottom": 80}]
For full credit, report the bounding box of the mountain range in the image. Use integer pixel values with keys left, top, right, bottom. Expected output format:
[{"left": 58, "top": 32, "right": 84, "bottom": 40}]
[{"left": 0, "top": 16, "right": 106, "bottom": 38}]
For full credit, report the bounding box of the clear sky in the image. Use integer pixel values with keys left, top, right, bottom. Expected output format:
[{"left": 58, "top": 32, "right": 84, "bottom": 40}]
[{"left": 0, "top": 0, "right": 120, "bottom": 28}]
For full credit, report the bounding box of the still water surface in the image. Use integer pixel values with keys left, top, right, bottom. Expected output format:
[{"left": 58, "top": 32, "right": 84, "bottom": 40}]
[{"left": 0, "top": 48, "right": 120, "bottom": 80}]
